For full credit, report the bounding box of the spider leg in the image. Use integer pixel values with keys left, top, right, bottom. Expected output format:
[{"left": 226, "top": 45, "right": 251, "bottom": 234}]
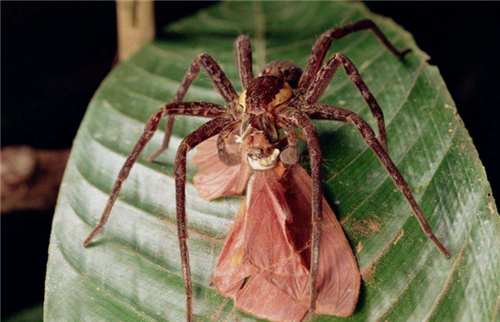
[
  {"left": 148, "top": 116, "right": 175, "bottom": 162},
  {"left": 278, "top": 111, "right": 323, "bottom": 315},
  {"left": 298, "top": 19, "right": 411, "bottom": 90},
  {"left": 83, "top": 102, "right": 226, "bottom": 247},
  {"left": 217, "top": 120, "right": 242, "bottom": 166},
  {"left": 174, "top": 117, "right": 233, "bottom": 322},
  {"left": 305, "top": 104, "right": 450, "bottom": 258},
  {"left": 278, "top": 120, "right": 299, "bottom": 165},
  {"left": 236, "top": 35, "right": 254, "bottom": 89},
  {"left": 302, "top": 53, "right": 389, "bottom": 152},
  {"left": 148, "top": 53, "right": 239, "bottom": 162}
]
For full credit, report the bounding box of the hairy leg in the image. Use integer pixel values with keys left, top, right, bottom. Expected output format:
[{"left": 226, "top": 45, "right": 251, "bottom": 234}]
[
  {"left": 217, "top": 120, "right": 242, "bottom": 166},
  {"left": 236, "top": 35, "right": 254, "bottom": 89},
  {"left": 302, "top": 53, "right": 389, "bottom": 151},
  {"left": 279, "top": 110, "right": 323, "bottom": 314},
  {"left": 298, "top": 19, "right": 411, "bottom": 90},
  {"left": 278, "top": 120, "right": 299, "bottom": 165},
  {"left": 174, "top": 117, "right": 233, "bottom": 321},
  {"left": 305, "top": 104, "right": 450, "bottom": 258},
  {"left": 148, "top": 53, "right": 239, "bottom": 162},
  {"left": 83, "top": 102, "right": 226, "bottom": 247}
]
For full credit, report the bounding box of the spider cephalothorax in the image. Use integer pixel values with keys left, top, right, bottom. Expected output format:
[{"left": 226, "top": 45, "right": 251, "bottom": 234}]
[
  {"left": 235, "top": 75, "right": 295, "bottom": 170},
  {"left": 84, "top": 20, "right": 449, "bottom": 322}
]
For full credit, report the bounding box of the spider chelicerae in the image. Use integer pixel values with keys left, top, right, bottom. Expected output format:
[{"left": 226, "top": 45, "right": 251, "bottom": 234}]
[{"left": 83, "top": 19, "right": 450, "bottom": 321}]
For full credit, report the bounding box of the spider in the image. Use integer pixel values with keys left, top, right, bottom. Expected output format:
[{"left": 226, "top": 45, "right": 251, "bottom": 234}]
[{"left": 83, "top": 19, "right": 450, "bottom": 321}]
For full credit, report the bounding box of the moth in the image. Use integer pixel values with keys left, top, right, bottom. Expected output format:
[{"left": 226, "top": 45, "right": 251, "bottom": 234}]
[{"left": 84, "top": 19, "right": 450, "bottom": 322}]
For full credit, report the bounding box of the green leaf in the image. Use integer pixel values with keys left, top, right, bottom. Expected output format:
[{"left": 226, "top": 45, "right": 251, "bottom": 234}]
[{"left": 44, "top": 2, "right": 500, "bottom": 321}]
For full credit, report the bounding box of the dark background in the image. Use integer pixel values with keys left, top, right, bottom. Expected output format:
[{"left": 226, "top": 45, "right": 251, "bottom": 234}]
[{"left": 2, "top": 2, "right": 499, "bottom": 318}]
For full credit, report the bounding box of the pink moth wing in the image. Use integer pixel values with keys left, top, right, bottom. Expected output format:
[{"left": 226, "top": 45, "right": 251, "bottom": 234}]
[
  {"left": 191, "top": 136, "right": 251, "bottom": 201},
  {"left": 213, "top": 165, "right": 360, "bottom": 321}
]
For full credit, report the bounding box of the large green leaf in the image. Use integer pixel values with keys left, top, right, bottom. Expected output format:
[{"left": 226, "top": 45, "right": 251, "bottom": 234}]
[{"left": 44, "top": 2, "right": 500, "bottom": 321}]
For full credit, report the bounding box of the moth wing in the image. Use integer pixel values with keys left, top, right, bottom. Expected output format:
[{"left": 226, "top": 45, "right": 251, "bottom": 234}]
[
  {"left": 286, "top": 165, "right": 361, "bottom": 317},
  {"left": 235, "top": 274, "right": 308, "bottom": 322},
  {"left": 192, "top": 136, "right": 251, "bottom": 201},
  {"left": 214, "top": 193, "right": 308, "bottom": 322},
  {"left": 244, "top": 171, "right": 309, "bottom": 278},
  {"left": 213, "top": 200, "right": 257, "bottom": 298},
  {"left": 216, "top": 165, "right": 360, "bottom": 319},
  {"left": 233, "top": 171, "right": 310, "bottom": 321}
]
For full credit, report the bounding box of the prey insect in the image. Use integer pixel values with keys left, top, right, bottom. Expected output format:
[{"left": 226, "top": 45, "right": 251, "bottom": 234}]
[{"left": 84, "top": 19, "right": 450, "bottom": 321}]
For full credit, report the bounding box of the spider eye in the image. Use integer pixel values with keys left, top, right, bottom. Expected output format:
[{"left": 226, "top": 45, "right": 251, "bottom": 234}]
[{"left": 239, "top": 91, "right": 247, "bottom": 110}]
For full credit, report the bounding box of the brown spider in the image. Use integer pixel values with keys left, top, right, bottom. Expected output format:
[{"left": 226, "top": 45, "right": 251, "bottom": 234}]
[{"left": 83, "top": 19, "right": 450, "bottom": 321}]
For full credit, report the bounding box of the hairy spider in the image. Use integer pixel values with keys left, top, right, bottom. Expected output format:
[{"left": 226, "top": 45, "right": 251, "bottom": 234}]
[{"left": 84, "top": 19, "right": 450, "bottom": 321}]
